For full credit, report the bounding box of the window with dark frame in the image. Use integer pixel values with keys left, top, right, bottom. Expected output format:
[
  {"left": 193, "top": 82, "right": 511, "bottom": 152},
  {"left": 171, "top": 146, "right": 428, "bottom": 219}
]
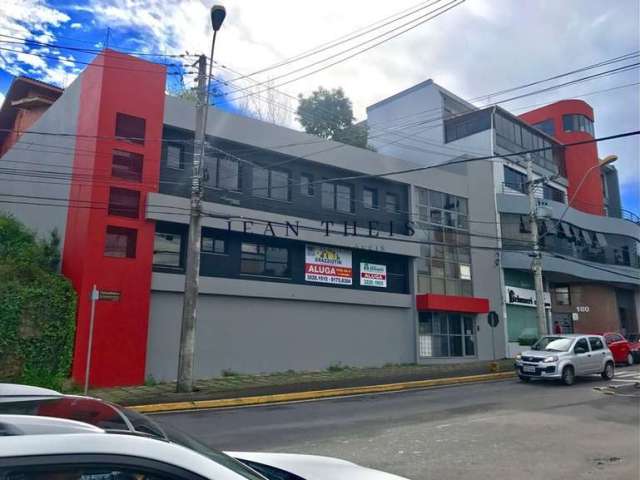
[
  {"left": 240, "top": 242, "right": 290, "bottom": 278},
  {"left": 363, "top": 187, "right": 378, "bottom": 209},
  {"left": 385, "top": 192, "right": 398, "bottom": 213},
  {"left": 553, "top": 285, "right": 571, "bottom": 305},
  {"left": 335, "top": 184, "right": 354, "bottom": 213},
  {"left": 108, "top": 187, "right": 140, "bottom": 218},
  {"left": 300, "top": 174, "right": 314, "bottom": 196},
  {"left": 204, "top": 156, "right": 241, "bottom": 191},
  {"left": 532, "top": 119, "right": 555, "bottom": 137},
  {"left": 321, "top": 182, "right": 335, "bottom": 210},
  {"left": 111, "top": 150, "right": 143, "bottom": 182},
  {"left": 153, "top": 231, "right": 182, "bottom": 267},
  {"left": 104, "top": 226, "right": 137, "bottom": 258},
  {"left": 166, "top": 144, "right": 184, "bottom": 170},
  {"left": 251, "top": 166, "right": 290, "bottom": 200},
  {"left": 504, "top": 166, "right": 527, "bottom": 193},
  {"left": 115, "top": 112, "right": 145, "bottom": 144},
  {"left": 202, "top": 234, "right": 226, "bottom": 254}
]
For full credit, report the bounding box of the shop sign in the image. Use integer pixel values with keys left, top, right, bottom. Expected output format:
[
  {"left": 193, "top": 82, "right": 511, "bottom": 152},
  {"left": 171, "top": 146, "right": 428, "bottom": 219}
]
[
  {"left": 505, "top": 286, "right": 551, "bottom": 308},
  {"left": 360, "top": 262, "right": 387, "bottom": 288},
  {"left": 305, "top": 245, "right": 352, "bottom": 285}
]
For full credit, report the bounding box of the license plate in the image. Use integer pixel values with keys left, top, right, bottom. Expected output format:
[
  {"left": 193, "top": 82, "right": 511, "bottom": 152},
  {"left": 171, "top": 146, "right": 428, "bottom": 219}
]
[{"left": 523, "top": 365, "right": 536, "bottom": 373}]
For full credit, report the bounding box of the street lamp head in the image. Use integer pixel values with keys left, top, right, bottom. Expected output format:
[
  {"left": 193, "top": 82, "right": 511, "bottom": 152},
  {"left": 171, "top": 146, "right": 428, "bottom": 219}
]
[
  {"left": 211, "top": 5, "right": 226, "bottom": 32},
  {"left": 599, "top": 155, "right": 618, "bottom": 167}
]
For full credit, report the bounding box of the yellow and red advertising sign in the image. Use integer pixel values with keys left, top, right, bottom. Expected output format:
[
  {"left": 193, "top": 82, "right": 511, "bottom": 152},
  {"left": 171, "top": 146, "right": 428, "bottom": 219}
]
[{"left": 305, "top": 245, "right": 352, "bottom": 285}]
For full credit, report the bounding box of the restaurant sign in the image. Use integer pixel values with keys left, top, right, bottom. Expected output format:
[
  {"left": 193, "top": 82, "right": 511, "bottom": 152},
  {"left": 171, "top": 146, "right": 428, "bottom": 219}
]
[
  {"left": 305, "top": 245, "right": 353, "bottom": 285},
  {"left": 360, "top": 262, "right": 387, "bottom": 288}
]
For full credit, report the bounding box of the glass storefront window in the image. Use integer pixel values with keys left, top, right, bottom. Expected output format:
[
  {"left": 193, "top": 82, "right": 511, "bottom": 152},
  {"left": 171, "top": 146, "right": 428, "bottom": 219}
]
[{"left": 419, "top": 312, "right": 476, "bottom": 357}]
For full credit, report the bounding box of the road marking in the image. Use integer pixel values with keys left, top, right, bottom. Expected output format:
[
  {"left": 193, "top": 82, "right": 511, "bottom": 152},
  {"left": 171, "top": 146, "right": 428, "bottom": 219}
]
[{"left": 610, "top": 379, "right": 640, "bottom": 383}]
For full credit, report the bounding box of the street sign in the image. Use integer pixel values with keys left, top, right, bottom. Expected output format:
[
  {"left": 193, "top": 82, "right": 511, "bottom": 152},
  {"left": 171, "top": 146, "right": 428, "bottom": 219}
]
[
  {"left": 487, "top": 311, "right": 499, "bottom": 328},
  {"left": 98, "top": 291, "right": 121, "bottom": 301}
]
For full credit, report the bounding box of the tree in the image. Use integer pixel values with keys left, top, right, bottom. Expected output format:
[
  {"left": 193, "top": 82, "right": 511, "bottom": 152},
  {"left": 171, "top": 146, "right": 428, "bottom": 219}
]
[
  {"left": 0, "top": 215, "right": 76, "bottom": 389},
  {"left": 296, "top": 87, "right": 371, "bottom": 149}
]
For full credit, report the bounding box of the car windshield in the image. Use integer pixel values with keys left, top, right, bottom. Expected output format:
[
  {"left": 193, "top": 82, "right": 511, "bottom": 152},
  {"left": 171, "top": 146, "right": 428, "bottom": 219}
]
[
  {"left": 120, "top": 409, "right": 267, "bottom": 480},
  {"left": 531, "top": 336, "right": 573, "bottom": 352}
]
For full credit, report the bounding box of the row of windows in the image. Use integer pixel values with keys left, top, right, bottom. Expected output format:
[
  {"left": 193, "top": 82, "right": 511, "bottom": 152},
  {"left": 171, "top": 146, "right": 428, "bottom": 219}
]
[
  {"left": 494, "top": 112, "right": 561, "bottom": 174},
  {"left": 416, "top": 187, "right": 469, "bottom": 231},
  {"left": 563, "top": 114, "right": 594, "bottom": 136},
  {"left": 503, "top": 166, "right": 565, "bottom": 202},
  {"left": 164, "top": 146, "right": 403, "bottom": 214},
  {"left": 501, "top": 213, "right": 640, "bottom": 268},
  {"left": 444, "top": 109, "right": 491, "bottom": 143},
  {"left": 532, "top": 119, "right": 555, "bottom": 137}
]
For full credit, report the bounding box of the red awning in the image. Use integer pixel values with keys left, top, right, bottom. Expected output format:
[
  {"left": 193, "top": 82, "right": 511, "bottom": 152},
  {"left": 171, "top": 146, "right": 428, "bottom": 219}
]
[{"left": 416, "top": 293, "right": 490, "bottom": 314}]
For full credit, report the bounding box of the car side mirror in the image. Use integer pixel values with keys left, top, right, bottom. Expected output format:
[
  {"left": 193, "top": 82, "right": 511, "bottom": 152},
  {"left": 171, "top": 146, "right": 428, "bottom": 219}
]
[{"left": 574, "top": 347, "right": 586, "bottom": 354}]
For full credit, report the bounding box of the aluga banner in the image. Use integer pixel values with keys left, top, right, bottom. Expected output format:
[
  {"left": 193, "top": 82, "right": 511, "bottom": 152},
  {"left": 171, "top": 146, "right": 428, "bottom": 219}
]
[
  {"left": 360, "top": 262, "right": 387, "bottom": 288},
  {"left": 305, "top": 245, "right": 352, "bottom": 285}
]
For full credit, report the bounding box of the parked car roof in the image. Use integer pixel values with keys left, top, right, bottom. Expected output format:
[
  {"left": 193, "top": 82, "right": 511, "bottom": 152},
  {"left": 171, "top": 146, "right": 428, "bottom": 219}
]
[{"left": 0, "top": 431, "right": 252, "bottom": 480}]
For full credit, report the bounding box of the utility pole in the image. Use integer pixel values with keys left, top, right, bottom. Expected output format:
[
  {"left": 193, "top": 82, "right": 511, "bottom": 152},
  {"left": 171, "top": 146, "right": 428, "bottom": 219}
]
[
  {"left": 176, "top": 5, "right": 226, "bottom": 393},
  {"left": 526, "top": 155, "right": 548, "bottom": 337},
  {"left": 176, "top": 55, "right": 207, "bottom": 393}
]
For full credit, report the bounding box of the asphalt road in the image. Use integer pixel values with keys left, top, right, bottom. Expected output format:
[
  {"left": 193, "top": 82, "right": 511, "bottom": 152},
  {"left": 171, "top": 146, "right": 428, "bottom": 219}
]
[{"left": 155, "top": 366, "right": 640, "bottom": 480}]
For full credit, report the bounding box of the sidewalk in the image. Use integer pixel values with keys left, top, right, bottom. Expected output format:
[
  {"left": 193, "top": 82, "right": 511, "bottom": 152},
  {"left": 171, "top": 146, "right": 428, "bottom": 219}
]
[{"left": 87, "top": 359, "right": 514, "bottom": 409}]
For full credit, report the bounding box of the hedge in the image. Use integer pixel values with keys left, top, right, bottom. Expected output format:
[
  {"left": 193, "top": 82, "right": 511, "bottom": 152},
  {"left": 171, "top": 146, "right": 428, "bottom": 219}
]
[{"left": 0, "top": 215, "right": 76, "bottom": 390}]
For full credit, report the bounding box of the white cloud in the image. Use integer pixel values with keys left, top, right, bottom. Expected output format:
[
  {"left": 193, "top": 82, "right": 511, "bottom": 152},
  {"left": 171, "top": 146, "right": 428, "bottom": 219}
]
[{"left": 70, "top": 22, "right": 82, "bottom": 29}]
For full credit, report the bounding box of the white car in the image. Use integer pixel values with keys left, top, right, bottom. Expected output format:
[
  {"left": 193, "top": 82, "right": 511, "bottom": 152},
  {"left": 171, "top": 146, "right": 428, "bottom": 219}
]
[{"left": 0, "top": 384, "right": 409, "bottom": 480}]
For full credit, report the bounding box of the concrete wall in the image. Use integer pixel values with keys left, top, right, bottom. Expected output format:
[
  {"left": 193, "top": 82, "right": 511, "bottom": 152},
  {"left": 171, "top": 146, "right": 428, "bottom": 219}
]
[
  {"left": 0, "top": 75, "right": 83, "bottom": 249},
  {"left": 146, "top": 280, "right": 415, "bottom": 381}
]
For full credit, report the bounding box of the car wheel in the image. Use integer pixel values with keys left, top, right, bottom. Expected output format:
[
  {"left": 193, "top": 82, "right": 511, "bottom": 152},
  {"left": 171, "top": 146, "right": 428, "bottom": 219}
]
[
  {"left": 601, "top": 361, "right": 614, "bottom": 380},
  {"left": 627, "top": 353, "right": 634, "bottom": 366},
  {"left": 561, "top": 366, "right": 575, "bottom": 386},
  {"left": 518, "top": 375, "right": 530, "bottom": 382}
]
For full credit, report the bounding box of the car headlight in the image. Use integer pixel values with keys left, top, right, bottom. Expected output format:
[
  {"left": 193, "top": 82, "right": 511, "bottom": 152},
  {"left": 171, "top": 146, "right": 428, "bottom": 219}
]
[
  {"left": 515, "top": 354, "right": 522, "bottom": 361},
  {"left": 543, "top": 356, "right": 558, "bottom": 363}
]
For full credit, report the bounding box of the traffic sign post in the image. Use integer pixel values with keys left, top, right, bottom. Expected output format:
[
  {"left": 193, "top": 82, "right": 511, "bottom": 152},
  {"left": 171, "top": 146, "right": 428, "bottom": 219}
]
[{"left": 487, "top": 311, "right": 500, "bottom": 364}]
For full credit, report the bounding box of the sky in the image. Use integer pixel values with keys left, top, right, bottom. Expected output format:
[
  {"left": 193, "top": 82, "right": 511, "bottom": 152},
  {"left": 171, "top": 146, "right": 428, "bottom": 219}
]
[{"left": 0, "top": 0, "right": 638, "bottom": 212}]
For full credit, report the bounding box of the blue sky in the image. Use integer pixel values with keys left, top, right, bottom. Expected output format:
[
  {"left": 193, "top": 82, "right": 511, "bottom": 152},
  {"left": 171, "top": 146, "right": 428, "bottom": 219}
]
[{"left": 0, "top": 0, "right": 638, "bottom": 213}]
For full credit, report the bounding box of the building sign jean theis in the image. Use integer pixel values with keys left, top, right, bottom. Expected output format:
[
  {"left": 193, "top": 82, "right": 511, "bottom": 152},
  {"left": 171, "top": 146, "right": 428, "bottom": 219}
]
[{"left": 227, "top": 219, "right": 416, "bottom": 238}]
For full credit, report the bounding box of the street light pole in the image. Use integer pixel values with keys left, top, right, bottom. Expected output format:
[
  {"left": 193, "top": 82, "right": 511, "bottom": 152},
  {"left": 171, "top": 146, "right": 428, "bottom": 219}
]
[
  {"left": 177, "top": 5, "right": 226, "bottom": 393},
  {"left": 526, "top": 155, "right": 548, "bottom": 337}
]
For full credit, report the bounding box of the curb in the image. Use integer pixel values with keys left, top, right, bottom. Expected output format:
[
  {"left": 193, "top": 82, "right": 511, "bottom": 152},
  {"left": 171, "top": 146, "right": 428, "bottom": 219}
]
[{"left": 131, "top": 371, "right": 516, "bottom": 414}]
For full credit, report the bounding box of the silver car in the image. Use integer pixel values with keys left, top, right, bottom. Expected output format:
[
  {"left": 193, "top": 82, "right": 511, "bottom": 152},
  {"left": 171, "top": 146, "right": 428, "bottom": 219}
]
[{"left": 515, "top": 334, "right": 615, "bottom": 385}]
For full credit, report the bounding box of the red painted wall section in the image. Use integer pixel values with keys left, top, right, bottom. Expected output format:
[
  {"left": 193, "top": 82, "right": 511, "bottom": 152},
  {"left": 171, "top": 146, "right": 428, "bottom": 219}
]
[
  {"left": 63, "top": 50, "right": 166, "bottom": 387},
  {"left": 416, "top": 294, "right": 490, "bottom": 314},
  {"left": 520, "top": 100, "right": 604, "bottom": 216}
]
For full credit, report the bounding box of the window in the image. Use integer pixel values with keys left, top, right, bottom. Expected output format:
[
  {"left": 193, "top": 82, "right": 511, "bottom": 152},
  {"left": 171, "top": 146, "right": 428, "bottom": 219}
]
[
  {"left": 504, "top": 166, "right": 526, "bottom": 193},
  {"left": 589, "top": 337, "right": 604, "bottom": 351},
  {"left": 166, "top": 144, "right": 184, "bottom": 170},
  {"left": 574, "top": 337, "right": 589, "bottom": 353},
  {"left": 543, "top": 184, "right": 565, "bottom": 203},
  {"left": 4, "top": 465, "right": 172, "bottom": 480},
  {"left": 385, "top": 192, "right": 398, "bottom": 213},
  {"left": 553, "top": 285, "right": 570, "bottom": 305},
  {"left": 321, "top": 182, "right": 354, "bottom": 212},
  {"left": 321, "top": 182, "right": 335, "bottom": 209},
  {"left": 112, "top": 149, "right": 143, "bottom": 182},
  {"left": 252, "top": 167, "right": 290, "bottom": 200},
  {"left": 443, "top": 110, "right": 492, "bottom": 143},
  {"left": 300, "top": 174, "right": 314, "bottom": 196},
  {"left": 532, "top": 119, "right": 555, "bottom": 137},
  {"left": 336, "top": 184, "right": 354, "bottom": 213},
  {"left": 153, "top": 231, "right": 182, "bottom": 267},
  {"left": 563, "top": 114, "right": 594, "bottom": 136},
  {"left": 205, "top": 156, "right": 240, "bottom": 191},
  {"left": 419, "top": 312, "right": 476, "bottom": 357},
  {"left": 104, "top": 226, "right": 137, "bottom": 258},
  {"left": 108, "top": 187, "right": 140, "bottom": 218},
  {"left": 363, "top": 187, "right": 378, "bottom": 209},
  {"left": 606, "top": 334, "right": 623, "bottom": 344},
  {"left": 202, "top": 234, "right": 225, "bottom": 254},
  {"left": 115, "top": 112, "right": 145, "bottom": 144},
  {"left": 240, "top": 242, "right": 290, "bottom": 278}
]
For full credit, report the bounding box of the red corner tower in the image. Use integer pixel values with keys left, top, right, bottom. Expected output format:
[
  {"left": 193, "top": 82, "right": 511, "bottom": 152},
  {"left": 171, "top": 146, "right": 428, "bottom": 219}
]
[{"left": 520, "top": 100, "right": 605, "bottom": 216}]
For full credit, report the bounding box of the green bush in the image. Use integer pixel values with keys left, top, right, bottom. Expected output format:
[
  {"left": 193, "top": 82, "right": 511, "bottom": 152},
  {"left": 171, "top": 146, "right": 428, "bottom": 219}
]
[{"left": 0, "top": 215, "right": 76, "bottom": 390}]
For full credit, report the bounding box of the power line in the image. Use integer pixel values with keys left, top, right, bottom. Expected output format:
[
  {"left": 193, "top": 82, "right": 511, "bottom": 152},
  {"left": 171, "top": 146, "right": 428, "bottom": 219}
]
[{"left": 224, "top": 0, "right": 465, "bottom": 101}]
